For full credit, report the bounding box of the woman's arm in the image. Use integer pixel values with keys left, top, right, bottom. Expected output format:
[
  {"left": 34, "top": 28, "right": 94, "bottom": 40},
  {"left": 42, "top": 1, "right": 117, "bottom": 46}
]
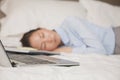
[
  {"left": 61, "top": 17, "right": 107, "bottom": 54},
  {"left": 53, "top": 47, "right": 72, "bottom": 53}
]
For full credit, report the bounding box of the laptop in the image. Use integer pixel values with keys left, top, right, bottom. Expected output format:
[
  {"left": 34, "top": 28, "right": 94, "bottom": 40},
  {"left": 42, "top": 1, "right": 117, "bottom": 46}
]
[
  {"left": 5, "top": 46, "right": 60, "bottom": 55},
  {"left": 0, "top": 40, "right": 79, "bottom": 67}
]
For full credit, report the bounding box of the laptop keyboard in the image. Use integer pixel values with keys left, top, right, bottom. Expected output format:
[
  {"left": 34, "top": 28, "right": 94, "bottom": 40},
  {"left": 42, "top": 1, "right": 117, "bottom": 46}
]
[{"left": 8, "top": 53, "right": 55, "bottom": 64}]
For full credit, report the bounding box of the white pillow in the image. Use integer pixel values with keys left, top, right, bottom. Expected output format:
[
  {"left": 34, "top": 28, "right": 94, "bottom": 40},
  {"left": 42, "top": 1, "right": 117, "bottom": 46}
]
[
  {"left": 80, "top": 0, "right": 120, "bottom": 27},
  {"left": 0, "top": 0, "right": 87, "bottom": 37}
]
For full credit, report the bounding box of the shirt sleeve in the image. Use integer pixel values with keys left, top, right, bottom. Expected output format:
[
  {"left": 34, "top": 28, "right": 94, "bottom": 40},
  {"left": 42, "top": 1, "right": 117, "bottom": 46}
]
[{"left": 64, "top": 17, "right": 107, "bottom": 54}]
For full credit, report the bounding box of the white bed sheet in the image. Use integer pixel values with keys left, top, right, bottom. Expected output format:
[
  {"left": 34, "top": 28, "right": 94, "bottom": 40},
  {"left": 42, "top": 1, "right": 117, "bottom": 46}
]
[{"left": 0, "top": 53, "right": 120, "bottom": 80}]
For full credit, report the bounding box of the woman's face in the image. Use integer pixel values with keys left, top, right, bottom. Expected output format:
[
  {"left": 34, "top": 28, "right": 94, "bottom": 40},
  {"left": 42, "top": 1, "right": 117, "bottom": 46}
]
[{"left": 29, "top": 29, "right": 61, "bottom": 51}]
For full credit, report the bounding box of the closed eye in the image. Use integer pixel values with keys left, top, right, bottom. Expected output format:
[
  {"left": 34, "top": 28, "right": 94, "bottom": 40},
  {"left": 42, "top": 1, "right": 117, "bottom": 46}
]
[{"left": 38, "top": 32, "right": 46, "bottom": 50}]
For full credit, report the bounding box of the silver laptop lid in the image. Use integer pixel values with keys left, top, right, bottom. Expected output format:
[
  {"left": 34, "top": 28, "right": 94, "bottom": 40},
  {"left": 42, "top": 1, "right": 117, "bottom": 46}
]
[
  {"left": 0, "top": 40, "right": 79, "bottom": 67},
  {"left": 0, "top": 40, "right": 12, "bottom": 67}
]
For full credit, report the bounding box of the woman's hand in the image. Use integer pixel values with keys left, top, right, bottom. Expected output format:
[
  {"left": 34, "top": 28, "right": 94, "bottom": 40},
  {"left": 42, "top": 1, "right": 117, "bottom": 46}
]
[{"left": 53, "top": 47, "right": 72, "bottom": 53}]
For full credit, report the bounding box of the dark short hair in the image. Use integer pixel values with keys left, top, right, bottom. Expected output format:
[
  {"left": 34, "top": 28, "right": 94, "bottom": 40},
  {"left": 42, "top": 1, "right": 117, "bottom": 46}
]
[{"left": 20, "top": 28, "right": 41, "bottom": 47}]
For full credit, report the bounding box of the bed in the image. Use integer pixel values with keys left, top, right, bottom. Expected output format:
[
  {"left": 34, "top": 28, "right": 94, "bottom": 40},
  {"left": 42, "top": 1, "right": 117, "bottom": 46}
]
[{"left": 0, "top": 0, "right": 120, "bottom": 80}]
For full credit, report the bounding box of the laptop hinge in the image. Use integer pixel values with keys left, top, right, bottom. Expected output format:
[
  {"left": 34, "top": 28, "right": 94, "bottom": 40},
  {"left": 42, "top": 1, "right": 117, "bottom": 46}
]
[{"left": 11, "top": 62, "right": 17, "bottom": 67}]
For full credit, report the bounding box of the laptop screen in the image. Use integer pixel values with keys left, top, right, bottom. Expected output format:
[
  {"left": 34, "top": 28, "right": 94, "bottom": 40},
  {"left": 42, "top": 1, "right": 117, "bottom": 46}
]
[{"left": 0, "top": 40, "right": 12, "bottom": 67}]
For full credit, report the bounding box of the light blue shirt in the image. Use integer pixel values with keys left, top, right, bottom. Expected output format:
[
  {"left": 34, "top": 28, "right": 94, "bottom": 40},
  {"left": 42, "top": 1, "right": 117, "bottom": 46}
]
[{"left": 55, "top": 17, "right": 115, "bottom": 55}]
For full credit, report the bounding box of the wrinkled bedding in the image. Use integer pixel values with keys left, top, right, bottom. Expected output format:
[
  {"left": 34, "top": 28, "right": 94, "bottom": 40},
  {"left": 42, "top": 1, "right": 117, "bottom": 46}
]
[{"left": 0, "top": 53, "right": 120, "bottom": 80}]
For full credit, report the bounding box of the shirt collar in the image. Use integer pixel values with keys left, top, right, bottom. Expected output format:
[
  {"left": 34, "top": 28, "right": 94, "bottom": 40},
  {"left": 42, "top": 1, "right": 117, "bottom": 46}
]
[{"left": 54, "top": 27, "right": 69, "bottom": 45}]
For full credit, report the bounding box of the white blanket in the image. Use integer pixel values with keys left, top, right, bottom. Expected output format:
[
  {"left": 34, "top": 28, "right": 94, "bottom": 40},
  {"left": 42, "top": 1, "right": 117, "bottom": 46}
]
[{"left": 0, "top": 53, "right": 120, "bottom": 80}]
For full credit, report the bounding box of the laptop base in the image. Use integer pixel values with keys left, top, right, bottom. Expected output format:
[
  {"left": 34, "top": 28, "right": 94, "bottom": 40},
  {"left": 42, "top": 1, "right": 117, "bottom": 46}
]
[{"left": 7, "top": 52, "right": 80, "bottom": 67}]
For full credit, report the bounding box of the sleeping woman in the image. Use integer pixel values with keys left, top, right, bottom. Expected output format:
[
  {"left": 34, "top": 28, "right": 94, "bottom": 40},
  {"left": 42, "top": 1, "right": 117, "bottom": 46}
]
[{"left": 20, "top": 17, "right": 115, "bottom": 55}]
